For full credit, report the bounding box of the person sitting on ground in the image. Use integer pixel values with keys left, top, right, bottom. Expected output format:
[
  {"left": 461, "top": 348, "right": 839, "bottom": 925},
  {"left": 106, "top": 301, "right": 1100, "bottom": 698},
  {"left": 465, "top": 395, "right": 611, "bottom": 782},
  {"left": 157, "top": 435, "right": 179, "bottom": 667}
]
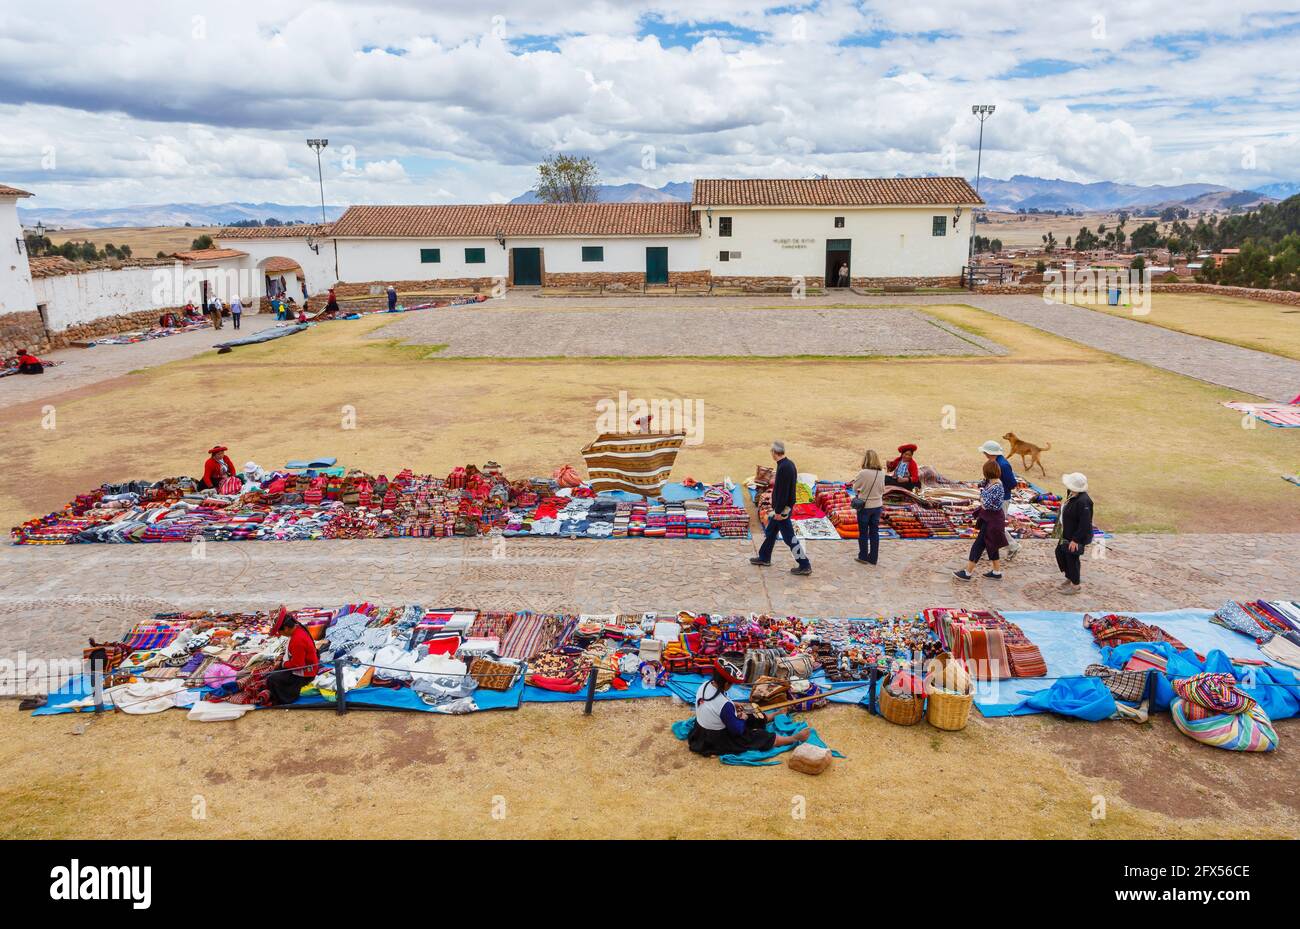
[
  {"left": 885, "top": 443, "right": 921, "bottom": 491},
  {"left": 953, "top": 458, "right": 1009, "bottom": 582},
  {"left": 200, "top": 445, "right": 237, "bottom": 490},
  {"left": 687, "top": 658, "right": 809, "bottom": 757},
  {"left": 158, "top": 311, "right": 177, "bottom": 328},
  {"left": 13, "top": 348, "right": 46, "bottom": 374},
  {"left": 261, "top": 608, "right": 319, "bottom": 706},
  {"left": 297, "top": 307, "right": 308, "bottom": 323}
]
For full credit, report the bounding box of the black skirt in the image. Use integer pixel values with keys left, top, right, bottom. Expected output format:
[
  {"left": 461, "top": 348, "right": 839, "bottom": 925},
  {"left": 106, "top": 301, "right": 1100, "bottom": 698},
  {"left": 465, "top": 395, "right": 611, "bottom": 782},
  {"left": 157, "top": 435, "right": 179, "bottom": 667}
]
[
  {"left": 687, "top": 718, "right": 776, "bottom": 756},
  {"left": 266, "top": 668, "right": 310, "bottom": 705}
]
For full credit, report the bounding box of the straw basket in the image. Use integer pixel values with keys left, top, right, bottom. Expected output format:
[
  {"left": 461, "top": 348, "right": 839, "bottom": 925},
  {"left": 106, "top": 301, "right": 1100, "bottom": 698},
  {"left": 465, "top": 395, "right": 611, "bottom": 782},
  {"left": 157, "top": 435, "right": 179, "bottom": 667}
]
[
  {"left": 878, "top": 686, "right": 925, "bottom": 726},
  {"left": 926, "top": 687, "right": 974, "bottom": 731}
]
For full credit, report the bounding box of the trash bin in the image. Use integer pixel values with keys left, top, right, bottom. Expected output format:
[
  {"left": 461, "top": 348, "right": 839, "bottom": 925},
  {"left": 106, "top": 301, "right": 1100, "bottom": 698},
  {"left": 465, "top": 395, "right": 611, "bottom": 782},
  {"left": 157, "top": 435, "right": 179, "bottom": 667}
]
[{"left": 1107, "top": 287, "right": 1121, "bottom": 306}]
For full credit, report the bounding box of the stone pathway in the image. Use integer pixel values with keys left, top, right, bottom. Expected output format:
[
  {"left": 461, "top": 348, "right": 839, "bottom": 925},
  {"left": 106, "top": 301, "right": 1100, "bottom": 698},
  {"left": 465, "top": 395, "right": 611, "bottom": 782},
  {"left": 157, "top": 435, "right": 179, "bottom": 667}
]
[
  {"left": 0, "top": 314, "right": 282, "bottom": 412},
  {"left": 2, "top": 532, "right": 1294, "bottom": 663},
  {"left": 856, "top": 292, "right": 1300, "bottom": 402}
]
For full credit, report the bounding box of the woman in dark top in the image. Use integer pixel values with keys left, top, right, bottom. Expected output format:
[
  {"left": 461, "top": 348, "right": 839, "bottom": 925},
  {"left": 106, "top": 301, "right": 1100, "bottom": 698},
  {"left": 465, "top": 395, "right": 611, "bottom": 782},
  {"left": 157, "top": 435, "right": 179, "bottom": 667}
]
[
  {"left": 688, "top": 658, "right": 810, "bottom": 757},
  {"left": 954, "top": 459, "right": 1009, "bottom": 581},
  {"left": 1054, "top": 472, "right": 1094, "bottom": 595}
]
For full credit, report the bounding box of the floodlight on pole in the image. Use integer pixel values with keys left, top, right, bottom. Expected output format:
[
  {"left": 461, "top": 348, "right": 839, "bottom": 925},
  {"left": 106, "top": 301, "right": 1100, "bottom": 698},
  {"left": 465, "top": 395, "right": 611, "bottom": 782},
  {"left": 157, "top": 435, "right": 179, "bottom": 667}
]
[
  {"left": 307, "top": 139, "right": 329, "bottom": 223},
  {"left": 968, "top": 105, "right": 995, "bottom": 268}
]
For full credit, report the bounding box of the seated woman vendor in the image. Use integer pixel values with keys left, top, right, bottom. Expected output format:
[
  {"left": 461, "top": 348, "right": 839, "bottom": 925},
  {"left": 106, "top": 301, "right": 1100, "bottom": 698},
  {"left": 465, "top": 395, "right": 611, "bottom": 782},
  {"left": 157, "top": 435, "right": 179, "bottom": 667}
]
[
  {"left": 12, "top": 348, "right": 46, "bottom": 374},
  {"left": 262, "top": 608, "right": 319, "bottom": 706},
  {"left": 885, "top": 443, "right": 921, "bottom": 490},
  {"left": 200, "top": 444, "right": 237, "bottom": 490},
  {"left": 688, "top": 658, "right": 809, "bottom": 756}
]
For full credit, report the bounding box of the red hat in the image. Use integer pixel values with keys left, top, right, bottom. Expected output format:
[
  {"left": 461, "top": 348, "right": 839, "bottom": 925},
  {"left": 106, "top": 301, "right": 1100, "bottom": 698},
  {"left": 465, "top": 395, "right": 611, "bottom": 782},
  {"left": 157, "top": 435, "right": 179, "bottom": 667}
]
[
  {"left": 897, "top": 443, "right": 918, "bottom": 454},
  {"left": 714, "top": 657, "right": 745, "bottom": 685},
  {"left": 208, "top": 445, "right": 228, "bottom": 454},
  {"left": 269, "top": 606, "right": 289, "bottom": 635}
]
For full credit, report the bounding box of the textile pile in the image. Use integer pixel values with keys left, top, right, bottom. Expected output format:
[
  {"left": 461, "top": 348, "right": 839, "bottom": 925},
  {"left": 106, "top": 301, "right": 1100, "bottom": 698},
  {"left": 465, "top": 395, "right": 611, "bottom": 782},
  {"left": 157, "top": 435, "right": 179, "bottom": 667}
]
[
  {"left": 1211, "top": 600, "right": 1300, "bottom": 670},
  {"left": 83, "top": 318, "right": 211, "bottom": 346},
  {"left": 1168, "top": 672, "right": 1278, "bottom": 752},
  {"left": 12, "top": 465, "right": 749, "bottom": 545},
  {"left": 1083, "top": 612, "right": 1188, "bottom": 651},
  {"left": 925, "top": 608, "right": 1049, "bottom": 679}
]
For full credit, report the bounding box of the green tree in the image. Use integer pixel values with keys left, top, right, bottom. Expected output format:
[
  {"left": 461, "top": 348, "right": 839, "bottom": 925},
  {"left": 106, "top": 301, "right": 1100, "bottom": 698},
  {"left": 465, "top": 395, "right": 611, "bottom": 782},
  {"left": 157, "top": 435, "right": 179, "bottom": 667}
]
[
  {"left": 535, "top": 153, "right": 601, "bottom": 203},
  {"left": 191, "top": 233, "right": 215, "bottom": 250}
]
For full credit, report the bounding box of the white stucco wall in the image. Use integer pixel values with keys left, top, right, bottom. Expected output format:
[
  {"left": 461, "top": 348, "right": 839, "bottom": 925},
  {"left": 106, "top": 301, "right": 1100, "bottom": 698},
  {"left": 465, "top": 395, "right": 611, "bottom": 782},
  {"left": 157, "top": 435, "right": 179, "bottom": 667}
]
[
  {"left": 212, "top": 235, "right": 336, "bottom": 297},
  {"left": 334, "top": 235, "right": 700, "bottom": 282},
  {"left": 694, "top": 205, "right": 974, "bottom": 280},
  {"left": 0, "top": 198, "right": 37, "bottom": 316},
  {"left": 32, "top": 259, "right": 246, "bottom": 332}
]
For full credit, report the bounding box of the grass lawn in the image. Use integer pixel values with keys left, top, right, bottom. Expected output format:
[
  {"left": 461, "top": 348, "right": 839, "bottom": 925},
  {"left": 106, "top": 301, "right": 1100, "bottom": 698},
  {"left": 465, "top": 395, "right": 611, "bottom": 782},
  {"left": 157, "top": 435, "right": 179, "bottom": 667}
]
[
  {"left": 1055, "top": 292, "right": 1300, "bottom": 362},
  {"left": 2, "top": 301, "right": 1295, "bottom": 534},
  {"left": 3, "top": 702, "right": 1295, "bottom": 839}
]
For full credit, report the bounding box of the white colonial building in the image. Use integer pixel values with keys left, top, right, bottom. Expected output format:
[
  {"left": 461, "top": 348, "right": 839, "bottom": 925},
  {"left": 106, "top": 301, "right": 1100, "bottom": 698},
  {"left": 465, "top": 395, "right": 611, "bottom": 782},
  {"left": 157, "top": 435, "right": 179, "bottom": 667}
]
[{"left": 0, "top": 176, "right": 981, "bottom": 349}]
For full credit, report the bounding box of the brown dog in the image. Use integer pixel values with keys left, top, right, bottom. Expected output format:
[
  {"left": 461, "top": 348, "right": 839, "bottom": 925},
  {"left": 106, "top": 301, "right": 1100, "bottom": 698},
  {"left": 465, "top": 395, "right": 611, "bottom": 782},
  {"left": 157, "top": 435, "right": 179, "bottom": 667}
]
[{"left": 1003, "top": 432, "right": 1050, "bottom": 475}]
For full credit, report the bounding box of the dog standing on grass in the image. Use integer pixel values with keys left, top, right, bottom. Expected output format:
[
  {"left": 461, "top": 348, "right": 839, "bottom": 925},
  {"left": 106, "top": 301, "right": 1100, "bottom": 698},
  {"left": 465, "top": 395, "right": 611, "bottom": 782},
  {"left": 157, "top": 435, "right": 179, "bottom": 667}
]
[{"left": 1002, "top": 432, "right": 1050, "bottom": 475}]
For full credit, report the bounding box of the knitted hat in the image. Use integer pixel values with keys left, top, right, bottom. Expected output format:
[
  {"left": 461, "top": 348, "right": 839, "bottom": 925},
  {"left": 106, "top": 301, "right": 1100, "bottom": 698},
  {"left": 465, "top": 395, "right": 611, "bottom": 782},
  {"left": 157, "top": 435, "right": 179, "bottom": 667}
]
[{"left": 897, "top": 443, "right": 918, "bottom": 454}]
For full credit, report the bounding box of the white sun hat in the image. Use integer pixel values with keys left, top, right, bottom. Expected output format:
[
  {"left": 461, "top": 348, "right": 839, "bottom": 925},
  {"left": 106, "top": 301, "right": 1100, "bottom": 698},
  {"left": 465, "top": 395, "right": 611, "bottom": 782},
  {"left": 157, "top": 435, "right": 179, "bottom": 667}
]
[
  {"left": 1062, "top": 472, "right": 1088, "bottom": 493},
  {"left": 979, "top": 440, "right": 1004, "bottom": 455}
]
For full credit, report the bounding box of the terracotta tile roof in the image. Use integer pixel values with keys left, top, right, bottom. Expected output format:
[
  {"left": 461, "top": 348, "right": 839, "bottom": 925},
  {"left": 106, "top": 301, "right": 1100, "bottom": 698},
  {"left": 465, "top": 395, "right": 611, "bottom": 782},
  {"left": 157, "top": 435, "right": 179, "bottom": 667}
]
[
  {"left": 261, "top": 257, "right": 302, "bottom": 273},
  {"left": 28, "top": 256, "right": 76, "bottom": 278},
  {"left": 692, "top": 176, "right": 983, "bottom": 207},
  {"left": 328, "top": 202, "right": 699, "bottom": 238},
  {"left": 171, "top": 248, "right": 249, "bottom": 262},
  {"left": 217, "top": 223, "right": 333, "bottom": 239},
  {"left": 0, "top": 183, "right": 34, "bottom": 198},
  {"left": 28, "top": 255, "right": 174, "bottom": 278}
]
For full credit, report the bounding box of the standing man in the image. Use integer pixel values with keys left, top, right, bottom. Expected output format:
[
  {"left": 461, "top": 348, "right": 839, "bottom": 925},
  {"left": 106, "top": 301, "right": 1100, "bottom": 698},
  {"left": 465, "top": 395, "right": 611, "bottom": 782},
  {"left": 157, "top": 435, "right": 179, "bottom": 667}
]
[
  {"left": 208, "top": 294, "right": 224, "bottom": 330},
  {"left": 230, "top": 294, "right": 243, "bottom": 330},
  {"left": 749, "top": 440, "right": 812, "bottom": 576},
  {"left": 980, "top": 440, "right": 1020, "bottom": 560},
  {"left": 387, "top": 284, "right": 398, "bottom": 312}
]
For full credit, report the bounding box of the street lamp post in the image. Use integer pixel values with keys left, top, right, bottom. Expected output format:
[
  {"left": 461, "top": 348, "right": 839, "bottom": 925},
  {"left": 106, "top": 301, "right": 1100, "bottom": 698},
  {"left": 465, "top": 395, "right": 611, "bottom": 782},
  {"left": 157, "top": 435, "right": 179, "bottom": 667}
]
[
  {"left": 307, "top": 139, "right": 329, "bottom": 223},
  {"left": 967, "top": 105, "right": 996, "bottom": 279}
]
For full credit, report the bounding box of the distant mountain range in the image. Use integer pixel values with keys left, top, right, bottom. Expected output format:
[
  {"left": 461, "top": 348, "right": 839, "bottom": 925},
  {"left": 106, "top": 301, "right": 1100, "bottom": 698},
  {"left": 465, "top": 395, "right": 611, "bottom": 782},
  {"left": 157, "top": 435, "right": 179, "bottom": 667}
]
[
  {"left": 19, "top": 201, "right": 346, "bottom": 230},
  {"left": 17, "top": 175, "right": 1297, "bottom": 229}
]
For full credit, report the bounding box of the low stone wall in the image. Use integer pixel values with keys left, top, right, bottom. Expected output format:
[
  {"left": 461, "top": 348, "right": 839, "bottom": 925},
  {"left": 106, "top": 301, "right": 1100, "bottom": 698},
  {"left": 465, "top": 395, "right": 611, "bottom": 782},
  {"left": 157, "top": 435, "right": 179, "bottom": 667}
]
[
  {"left": 975, "top": 281, "right": 1300, "bottom": 305},
  {"left": 543, "top": 270, "right": 710, "bottom": 290},
  {"left": 711, "top": 275, "right": 811, "bottom": 291},
  {"left": 0, "top": 310, "right": 51, "bottom": 356},
  {"left": 333, "top": 278, "right": 496, "bottom": 298},
  {"left": 47, "top": 307, "right": 186, "bottom": 348},
  {"left": 853, "top": 275, "right": 962, "bottom": 289}
]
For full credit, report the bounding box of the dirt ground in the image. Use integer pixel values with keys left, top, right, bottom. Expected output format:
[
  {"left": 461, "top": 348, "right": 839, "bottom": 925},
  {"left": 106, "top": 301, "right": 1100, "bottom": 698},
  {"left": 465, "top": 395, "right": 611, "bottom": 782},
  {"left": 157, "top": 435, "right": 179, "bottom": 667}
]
[
  {"left": 2, "top": 701, "right": 1295, "bottom": 840},
  {"left": 2, "top": 301, "right": 1294, "bottom": 534},
  {"left": 1061, "top": 292, "right": 1300, "bottom": 362},
  {"left": 47, "top": 226, "right": 221, "bottom": 257}
]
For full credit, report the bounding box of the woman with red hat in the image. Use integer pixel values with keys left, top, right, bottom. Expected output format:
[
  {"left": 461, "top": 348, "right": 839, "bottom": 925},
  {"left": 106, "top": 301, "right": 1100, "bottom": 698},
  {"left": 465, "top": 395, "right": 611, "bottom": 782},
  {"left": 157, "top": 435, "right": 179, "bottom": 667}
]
[
  {"left": 262, "top": 608, "right": 319, "bottom": 705},
  {"left": 885, "top": 443, "right": 921, "bottom": 491},
  {"left": 687, "top": 657, "right": 810, "bottom": 756},
  {"left": 200, "top": 445, "right": 237, "bottom": 490}
]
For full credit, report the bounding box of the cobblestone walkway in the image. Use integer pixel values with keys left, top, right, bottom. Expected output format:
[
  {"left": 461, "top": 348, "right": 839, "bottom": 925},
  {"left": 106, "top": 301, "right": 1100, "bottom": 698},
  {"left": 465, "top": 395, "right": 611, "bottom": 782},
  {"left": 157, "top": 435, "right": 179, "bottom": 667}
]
[{"left": 3, "top": 533, "right": 1294, "bottom": 661}]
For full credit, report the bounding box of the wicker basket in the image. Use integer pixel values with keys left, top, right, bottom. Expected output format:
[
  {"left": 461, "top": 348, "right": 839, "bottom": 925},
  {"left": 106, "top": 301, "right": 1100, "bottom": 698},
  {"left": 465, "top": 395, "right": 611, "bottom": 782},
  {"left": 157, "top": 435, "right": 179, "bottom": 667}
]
[
  {"left": 926, "top": 686, "right": 974, "bottom": 731},
  {"left": 878, "top": 686, "right": 925, "bottom": 726},
  {"left": 468, "top": 656, "right": 518, "bottom": 691}
]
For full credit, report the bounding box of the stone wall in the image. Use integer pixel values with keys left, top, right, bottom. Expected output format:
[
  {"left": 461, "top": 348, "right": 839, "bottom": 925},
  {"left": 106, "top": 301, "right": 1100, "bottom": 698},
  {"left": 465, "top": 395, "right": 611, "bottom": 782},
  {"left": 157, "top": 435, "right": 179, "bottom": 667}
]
[
  {"left": 47, "top": 307, "right": 188, "bottom": 348},
  {"left": 852, "top": 275, "right": 962, "bottom": 289},
  {"left": 0, "top": 310, "right": 50, "bottom": 357},
  {"left": 544, "top": 270, "right": 710, "bottom": 289},
  {"left": 711, "top": 275, "right": 812, "bottom": 291},
  {"left": 975, "top": 281, "right": 1300, "bottom": 305},
  {"left": 333, "top": 278, "right": 496, "bottom": 298}
]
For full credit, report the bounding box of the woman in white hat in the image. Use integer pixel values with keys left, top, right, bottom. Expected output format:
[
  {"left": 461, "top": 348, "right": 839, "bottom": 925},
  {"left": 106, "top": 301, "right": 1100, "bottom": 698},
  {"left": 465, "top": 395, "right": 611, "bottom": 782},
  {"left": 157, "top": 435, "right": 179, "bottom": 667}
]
[{"left": 1053, "top": 473, "right": 1093, "bottom": 595}]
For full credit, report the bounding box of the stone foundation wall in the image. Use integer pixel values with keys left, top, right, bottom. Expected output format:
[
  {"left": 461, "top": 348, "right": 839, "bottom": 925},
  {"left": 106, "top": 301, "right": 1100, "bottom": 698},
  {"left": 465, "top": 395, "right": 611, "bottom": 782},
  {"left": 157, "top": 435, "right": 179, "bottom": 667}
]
[
  {"left": 333, "top": 278, "right": 496, "bottom": 298},
  {"left": 852, "top": 276, "right": 962, "bottom": 289},
  {"left": 544, "top": 270, "right": 711, "bottom": 289},
  {"left": 711, "top": 275, "right": 811, "bottom": 291},
  {"left": 0, "top": 310, "right": 51, "bottom": 356},
  {"left": 47, "top": 307, "right": 187, "bottom": 348}
]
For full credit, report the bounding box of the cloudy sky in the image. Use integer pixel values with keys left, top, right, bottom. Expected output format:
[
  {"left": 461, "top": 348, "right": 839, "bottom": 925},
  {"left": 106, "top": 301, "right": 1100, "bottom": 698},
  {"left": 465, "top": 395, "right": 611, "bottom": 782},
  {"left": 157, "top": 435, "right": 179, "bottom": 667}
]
[{"left": 2, "top": 0, "right": 1299, "bottom": 208}]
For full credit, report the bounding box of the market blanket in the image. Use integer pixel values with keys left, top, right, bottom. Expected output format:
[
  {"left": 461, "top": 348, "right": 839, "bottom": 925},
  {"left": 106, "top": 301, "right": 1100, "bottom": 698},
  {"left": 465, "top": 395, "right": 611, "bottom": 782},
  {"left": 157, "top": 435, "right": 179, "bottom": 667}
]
[
  {"left": 214, "top": 323, "right": 308, "bottom": 350},
  {"left": 671, "top": 714, "right": 843, "bottom": 766},
  {"left": 973, "top": 609, "right": 1279, "bottom": 717},
  {"left": 524, "top": 672, "right": 709, "bottom": 703},
  {"left": 1222, "top": 401, "right": 1300, "bottom": 428}
]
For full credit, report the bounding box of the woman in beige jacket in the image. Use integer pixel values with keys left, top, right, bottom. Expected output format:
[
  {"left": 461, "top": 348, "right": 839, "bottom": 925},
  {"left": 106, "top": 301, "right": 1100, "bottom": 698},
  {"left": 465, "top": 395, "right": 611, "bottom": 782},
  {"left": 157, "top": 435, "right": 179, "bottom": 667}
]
[{"left": 851, "top": 449, "right": 885, "bottom": 565}]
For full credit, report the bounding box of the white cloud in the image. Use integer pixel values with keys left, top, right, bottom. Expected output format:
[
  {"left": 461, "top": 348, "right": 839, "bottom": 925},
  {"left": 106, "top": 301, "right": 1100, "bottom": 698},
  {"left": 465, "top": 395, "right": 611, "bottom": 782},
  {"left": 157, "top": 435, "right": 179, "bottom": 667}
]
[{"left": 0, "top": 0, "right": 1297, "bottom": 208}]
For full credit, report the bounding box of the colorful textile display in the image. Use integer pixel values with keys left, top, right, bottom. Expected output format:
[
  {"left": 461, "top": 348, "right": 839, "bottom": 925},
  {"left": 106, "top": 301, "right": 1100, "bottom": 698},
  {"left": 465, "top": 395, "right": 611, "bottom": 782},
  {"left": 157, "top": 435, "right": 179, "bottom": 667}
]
[
  {"left": 83, "top": 318, "right": 211, "bottom": 346},
  {"left": 1084, "top": 612, "right": 1188, "bottom": 651},
  {"left": 925, "top": 608, "right": 1048, "bottom": 679},
  {"left": 1170, "top": 699, "right": 1278, "bottom": 752},
  {"left": 13, "top": 465, "right": 749, "bottom": 544},
  {"left": 579, "top": 433, "right": 685, "bottom": 496},
  {"left": 1222, "top": 401, "right": 1300, "bottom": 428}
]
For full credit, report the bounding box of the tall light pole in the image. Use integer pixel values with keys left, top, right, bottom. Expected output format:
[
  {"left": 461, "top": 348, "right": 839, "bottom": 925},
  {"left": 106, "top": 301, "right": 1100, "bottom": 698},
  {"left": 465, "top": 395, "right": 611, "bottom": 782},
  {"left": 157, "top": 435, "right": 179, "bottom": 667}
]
[
  {"left": 307, "top": 139, "right": 329, "bottom": 223},
  {"left": 968, "top": 105, "right": 995, "bottom": 274}
]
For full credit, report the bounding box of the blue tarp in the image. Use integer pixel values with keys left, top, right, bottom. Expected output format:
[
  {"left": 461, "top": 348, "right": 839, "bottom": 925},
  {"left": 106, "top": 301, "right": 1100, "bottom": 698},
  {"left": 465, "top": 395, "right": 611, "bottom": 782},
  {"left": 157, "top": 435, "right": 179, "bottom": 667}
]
[{"left": 1009, "top": 676, "right": 1117, "bottom": 721}]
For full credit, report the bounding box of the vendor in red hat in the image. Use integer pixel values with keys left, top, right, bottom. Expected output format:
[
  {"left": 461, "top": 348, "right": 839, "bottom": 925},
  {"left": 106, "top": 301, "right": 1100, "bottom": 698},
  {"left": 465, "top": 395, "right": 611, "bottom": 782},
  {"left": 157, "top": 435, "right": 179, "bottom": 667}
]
[
  {"left": 885, "top": 443, "right": 921, "bottom": 491},
  {"left": 687, "top": 657, "right": 810, "bottom": 757},
  {"left": 200, "top": 445, "right": 237, "bottom": 490},
  {"left": 261, "top": 608, "right": 319, "bottom": 705}
]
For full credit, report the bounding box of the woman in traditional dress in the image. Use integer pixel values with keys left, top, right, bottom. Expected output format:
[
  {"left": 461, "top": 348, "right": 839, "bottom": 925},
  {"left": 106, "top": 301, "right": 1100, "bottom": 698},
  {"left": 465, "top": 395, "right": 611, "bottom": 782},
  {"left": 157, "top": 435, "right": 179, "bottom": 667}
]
[
  {"left": 688, "top": 658, "right": 809, "bottom": 756},
  {"left": 262, "top": 609, "right": 320, "bottom": 706}
]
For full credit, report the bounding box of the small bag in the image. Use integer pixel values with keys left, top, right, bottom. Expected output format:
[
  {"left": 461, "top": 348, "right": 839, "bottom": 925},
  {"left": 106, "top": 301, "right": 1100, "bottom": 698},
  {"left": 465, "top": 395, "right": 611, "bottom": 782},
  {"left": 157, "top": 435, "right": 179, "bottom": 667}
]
[{"left": 754, "top": 465, "right": 774, "bottom": 487}]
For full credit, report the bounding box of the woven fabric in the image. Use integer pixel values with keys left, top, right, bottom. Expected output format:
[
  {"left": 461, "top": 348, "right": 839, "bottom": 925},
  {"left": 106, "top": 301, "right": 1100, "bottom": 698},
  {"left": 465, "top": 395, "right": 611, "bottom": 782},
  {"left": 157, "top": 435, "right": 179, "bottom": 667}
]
[
  {"left": 1171, "top": 672, "right": 1255, "bottom": 715},
  {"left": 1171, "top": 698, "right": 1277, "bottom": 752}
]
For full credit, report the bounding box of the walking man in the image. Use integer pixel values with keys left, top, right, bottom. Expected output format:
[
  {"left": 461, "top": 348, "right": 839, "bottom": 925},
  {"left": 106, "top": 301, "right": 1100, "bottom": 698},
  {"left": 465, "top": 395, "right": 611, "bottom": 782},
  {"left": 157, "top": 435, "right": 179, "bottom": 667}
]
[
  {"left": 980, "top": 439, "right": 1020, "bottom": 559},
  {"left": 230, "top": 294, "right": 243, "bottom": 330},
  {"left": 750, "top": 440, "right": 812, "bottom": 576}
]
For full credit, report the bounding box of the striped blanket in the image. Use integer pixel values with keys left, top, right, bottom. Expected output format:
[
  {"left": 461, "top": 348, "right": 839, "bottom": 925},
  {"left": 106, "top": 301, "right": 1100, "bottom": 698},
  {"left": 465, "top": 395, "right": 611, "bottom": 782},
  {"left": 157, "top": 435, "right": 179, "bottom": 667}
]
[
  {"left": 580, "top": 432, "right": 684, "bottom": 496},
  {"left": 1222, "top": 401, "right": 1300, "bottom": 428}
]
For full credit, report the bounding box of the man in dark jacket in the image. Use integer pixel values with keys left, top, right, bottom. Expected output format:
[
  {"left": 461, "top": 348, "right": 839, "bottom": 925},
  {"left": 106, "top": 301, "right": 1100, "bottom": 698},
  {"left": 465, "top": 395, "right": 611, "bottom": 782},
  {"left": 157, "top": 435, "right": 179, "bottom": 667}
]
[
  {"left": 750, "top": 440, "right": 812, "bottom": 575},
  {"left": 1054, "top": 472, "right": 1093, "bottom": 595}
]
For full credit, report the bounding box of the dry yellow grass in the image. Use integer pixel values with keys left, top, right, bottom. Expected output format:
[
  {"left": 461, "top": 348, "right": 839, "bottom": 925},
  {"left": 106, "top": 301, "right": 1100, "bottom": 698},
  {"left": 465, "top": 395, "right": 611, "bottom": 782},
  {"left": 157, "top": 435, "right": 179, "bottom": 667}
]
[
  {"left": 2, "top": 703, "right": 1295, "bottom": 839},
  {"left": 2, "top": 302, "right": 1293, "bottom": 534},
  {"left": 47, "top": 226, "right": 221, "bottom": 257},
  {"left": 1056, "top": 292, "right": 1300, "bottom": 362}
]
